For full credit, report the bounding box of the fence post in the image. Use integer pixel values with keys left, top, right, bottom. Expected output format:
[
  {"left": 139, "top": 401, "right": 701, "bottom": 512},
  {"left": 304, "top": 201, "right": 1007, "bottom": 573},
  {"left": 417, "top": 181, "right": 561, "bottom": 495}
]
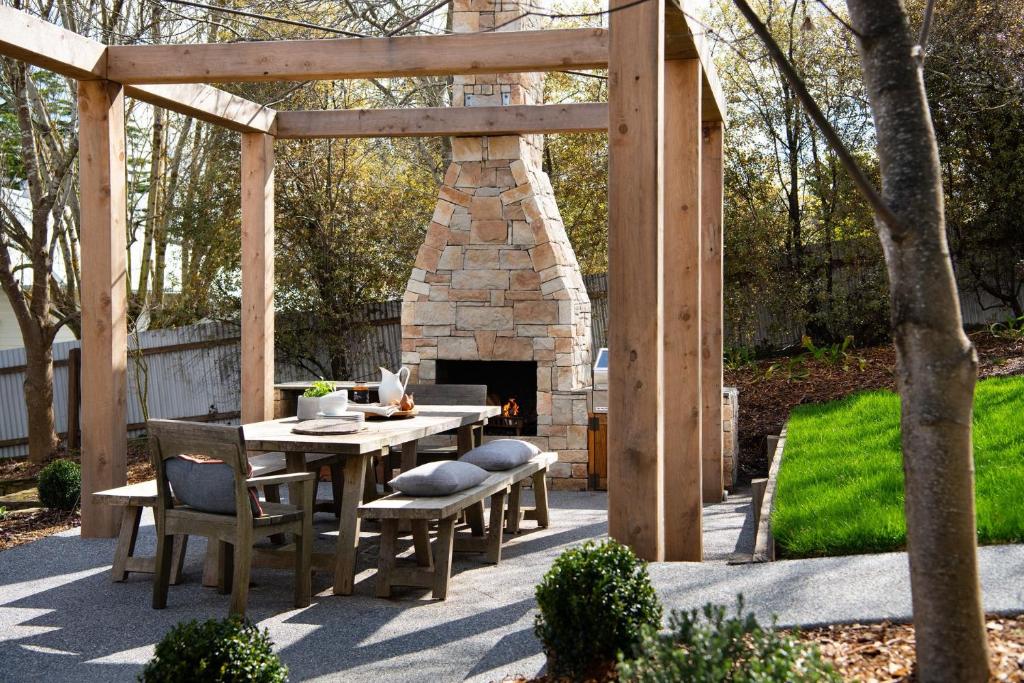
[{"left": 67, "top": 347, "right": 82, "bottom": 451}]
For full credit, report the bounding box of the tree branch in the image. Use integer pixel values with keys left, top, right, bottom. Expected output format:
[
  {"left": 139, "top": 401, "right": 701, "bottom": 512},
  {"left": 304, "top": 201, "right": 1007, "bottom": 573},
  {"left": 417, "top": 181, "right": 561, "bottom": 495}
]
[{"left": 732, "top": 0, "right": 902, "bottom": 234}]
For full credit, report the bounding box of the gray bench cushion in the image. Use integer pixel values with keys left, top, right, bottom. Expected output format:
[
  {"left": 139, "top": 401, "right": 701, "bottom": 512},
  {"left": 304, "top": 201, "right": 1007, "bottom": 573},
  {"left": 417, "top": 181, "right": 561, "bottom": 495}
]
[
  {"left": 459, "top": 439, "right": 541, "bottom": 471},
  {"left": 389, "top": 460, "right": 490, "bottom": 496}
]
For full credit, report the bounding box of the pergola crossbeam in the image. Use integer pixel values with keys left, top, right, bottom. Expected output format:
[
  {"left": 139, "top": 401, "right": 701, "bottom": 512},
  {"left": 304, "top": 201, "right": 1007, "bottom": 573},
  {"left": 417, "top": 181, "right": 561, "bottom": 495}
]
[
  {"left": 666, "top": 0, "right": 727, "bottom": 124},
  {"left": 275, "top": 103, "right": 607, "bottom": 139},
  {"left": 125, "top": 84, "right": 276, "bottom": 134},
  {"left": 0, "top": 6, "right": 275, "bottom": 134},
  {"left": 105, "top": 28, "right": 610, "bottom": 84}
]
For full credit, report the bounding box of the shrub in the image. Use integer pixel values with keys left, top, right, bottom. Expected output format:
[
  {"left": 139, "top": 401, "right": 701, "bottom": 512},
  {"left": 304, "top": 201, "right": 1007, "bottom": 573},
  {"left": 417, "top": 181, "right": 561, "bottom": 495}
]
[
  {"left": 37, "top": 459, "right": 81, "bottom": 511},
  {"left": 618, "top": 598, "right": 840, "bottom": 683},
  {"left": 140, "top": 616, "right": 287, "bottom": 682},
  {"left": 534, "top": 540, "right": 662, "bottom": 680}
]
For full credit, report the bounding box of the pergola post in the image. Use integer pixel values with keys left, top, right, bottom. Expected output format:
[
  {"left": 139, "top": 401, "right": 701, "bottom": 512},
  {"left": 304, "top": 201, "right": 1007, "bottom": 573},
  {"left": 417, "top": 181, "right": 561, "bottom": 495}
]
[
  {"left": 701, "top": 122, "right": 725, "bottom": 501},
  {"left": 240, "top": 132, "right": 275, "bottom": 423},
  {"left": 663, "top": 58, "right": 703, "bottom": 561},
  {"left": 79, "top": 80, "right": 128, "bottom": 538},
  {"left": 607, "top": 0, "right": 666, "bottom": 561}
]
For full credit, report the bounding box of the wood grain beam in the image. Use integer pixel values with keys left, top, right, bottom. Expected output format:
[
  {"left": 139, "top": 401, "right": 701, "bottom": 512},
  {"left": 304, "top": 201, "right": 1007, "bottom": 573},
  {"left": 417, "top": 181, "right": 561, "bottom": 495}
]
[
  {"left": 663, "top": 58, "right": 703, "bottom": 561},
  {"left": 701, "top": 121, "right": 725, "bottom": 501},
  {"left": 105, "top": 28, "right": 609, "bottom": 84},
  {"left": 665, "top": 0, "right": 727, "bottom": 124},
  {"left": 125, "top": 84, "right": 276, "bottom": 134},
  {"left": 0, "top": 7, "right": 276, "bottom": 133},
  {"left": 607, "top": 0, "right": 666, "bottom": 562},
  {"left": 275, "top": 103, "right": 607, "bottom": 139},
  {"left": 79, "top": 80, "right": 128, "bottom": 538},
  {"left": 0, "top": 5, "right": 105, "bottom": 80},
  {"left": 240, "top": 133, "right": 275, "bottom": 424}
]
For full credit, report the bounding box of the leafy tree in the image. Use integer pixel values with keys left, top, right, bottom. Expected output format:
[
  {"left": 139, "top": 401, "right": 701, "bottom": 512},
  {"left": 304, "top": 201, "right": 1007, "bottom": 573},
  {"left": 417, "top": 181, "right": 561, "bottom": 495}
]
[{"left": 922, "top": 0, "right": 1024, "bottom": 317}]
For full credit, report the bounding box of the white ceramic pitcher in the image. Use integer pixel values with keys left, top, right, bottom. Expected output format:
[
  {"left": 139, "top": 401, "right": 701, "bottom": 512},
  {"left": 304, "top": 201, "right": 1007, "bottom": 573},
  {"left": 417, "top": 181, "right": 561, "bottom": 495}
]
[{"left": 378, "top": 366, "right": 410, "bottom": 405}]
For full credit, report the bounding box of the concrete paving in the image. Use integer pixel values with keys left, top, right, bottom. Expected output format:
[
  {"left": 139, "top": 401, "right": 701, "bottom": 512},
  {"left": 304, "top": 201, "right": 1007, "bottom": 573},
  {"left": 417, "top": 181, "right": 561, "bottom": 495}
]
[{"left": 1, "top": 489, "right": 1022, "bottom": 682}]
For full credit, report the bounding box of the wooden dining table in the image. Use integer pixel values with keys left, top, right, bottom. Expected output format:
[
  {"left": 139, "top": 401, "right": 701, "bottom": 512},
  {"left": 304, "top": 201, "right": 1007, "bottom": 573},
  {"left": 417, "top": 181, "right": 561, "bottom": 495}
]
[{"left": 241, "top": 405, "right": 501, "bottom": 595}]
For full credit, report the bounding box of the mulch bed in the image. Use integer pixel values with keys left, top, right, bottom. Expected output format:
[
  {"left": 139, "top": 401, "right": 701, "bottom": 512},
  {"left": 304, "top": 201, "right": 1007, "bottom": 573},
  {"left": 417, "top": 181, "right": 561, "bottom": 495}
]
[
  {"left": 800, "top": 614, "right": 1024, "bottom": 682},
  {"left": 0, "top": 438, "right": 153, "bottom": 552},
  {"left": 0, "top": 508, "right": 81, "bottom": 551},
  {"left": 726, "top": 331, "right": 1024, "bottom": 482},
  {"left": 503, "top": 615, "right": 1024, "bottom": 682}
]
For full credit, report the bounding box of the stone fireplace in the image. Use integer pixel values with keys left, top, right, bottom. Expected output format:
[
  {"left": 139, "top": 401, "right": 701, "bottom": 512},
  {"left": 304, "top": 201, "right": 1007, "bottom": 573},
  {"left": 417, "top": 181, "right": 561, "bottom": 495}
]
[{"left": 400, "top": 0, "right": 593, "bottom": 489}]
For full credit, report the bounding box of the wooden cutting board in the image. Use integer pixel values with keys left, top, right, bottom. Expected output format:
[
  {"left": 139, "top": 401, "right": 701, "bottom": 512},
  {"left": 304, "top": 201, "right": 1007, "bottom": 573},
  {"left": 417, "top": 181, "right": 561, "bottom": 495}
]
[{"left": 291, "top": 420, "right": 367, "bottom": 436}]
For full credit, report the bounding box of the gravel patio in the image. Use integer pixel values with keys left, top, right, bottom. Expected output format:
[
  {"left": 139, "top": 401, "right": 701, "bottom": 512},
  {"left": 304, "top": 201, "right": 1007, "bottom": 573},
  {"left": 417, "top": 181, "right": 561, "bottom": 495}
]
[{"left": 2, "top": 489, "right": 1023, "bottom": 682}]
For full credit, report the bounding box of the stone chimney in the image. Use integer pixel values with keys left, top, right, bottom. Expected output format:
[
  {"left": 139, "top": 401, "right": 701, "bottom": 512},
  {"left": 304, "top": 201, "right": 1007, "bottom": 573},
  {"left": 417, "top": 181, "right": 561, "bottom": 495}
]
[{"left": 400, "top": 0, "right": 593, "bottom": 488}]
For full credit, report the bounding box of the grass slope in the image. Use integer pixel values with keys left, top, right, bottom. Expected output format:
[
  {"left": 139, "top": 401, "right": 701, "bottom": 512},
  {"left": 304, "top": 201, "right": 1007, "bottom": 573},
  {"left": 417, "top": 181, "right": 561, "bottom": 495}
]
[{"left": 773, "top": 374, "right": 1024, "bottom": 558}]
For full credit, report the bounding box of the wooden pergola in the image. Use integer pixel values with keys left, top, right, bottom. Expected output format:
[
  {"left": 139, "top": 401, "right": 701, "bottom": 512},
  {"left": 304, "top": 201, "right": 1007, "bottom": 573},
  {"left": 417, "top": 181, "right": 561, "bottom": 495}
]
[{"left": 0, "top": 0, "right": 726, "bottom": 562}]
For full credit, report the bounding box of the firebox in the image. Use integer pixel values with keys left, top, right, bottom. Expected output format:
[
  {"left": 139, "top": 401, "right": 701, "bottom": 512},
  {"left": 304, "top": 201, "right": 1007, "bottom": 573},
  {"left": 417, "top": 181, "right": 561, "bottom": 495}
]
[{"left": 436, "top": 360, "right": 538, "bottom": 436}]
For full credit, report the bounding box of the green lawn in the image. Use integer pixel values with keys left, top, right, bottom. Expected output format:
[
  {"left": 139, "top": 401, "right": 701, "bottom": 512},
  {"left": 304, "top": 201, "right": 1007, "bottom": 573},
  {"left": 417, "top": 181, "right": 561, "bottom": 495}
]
[{"left": 772, "top": 374, "right": 1024, "bottom": 558}]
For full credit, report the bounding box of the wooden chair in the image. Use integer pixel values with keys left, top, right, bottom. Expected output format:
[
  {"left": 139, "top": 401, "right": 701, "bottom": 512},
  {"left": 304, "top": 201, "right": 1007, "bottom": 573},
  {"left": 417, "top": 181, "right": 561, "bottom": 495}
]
[{"left": 148, "top": 419, "right": 316, "bottom": 616}]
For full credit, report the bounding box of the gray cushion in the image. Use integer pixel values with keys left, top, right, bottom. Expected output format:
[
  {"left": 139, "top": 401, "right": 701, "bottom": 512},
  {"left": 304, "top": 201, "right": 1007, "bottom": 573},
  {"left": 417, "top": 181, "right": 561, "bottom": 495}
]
[
  {"left": 389, "top": 460, "right": 490, "bottom": 497},
  {"left": 459, "top": 439, "right": 541, "bottom": 471},
  {"left": 166, "top": 456, "right": 261, "bottom": 516}
]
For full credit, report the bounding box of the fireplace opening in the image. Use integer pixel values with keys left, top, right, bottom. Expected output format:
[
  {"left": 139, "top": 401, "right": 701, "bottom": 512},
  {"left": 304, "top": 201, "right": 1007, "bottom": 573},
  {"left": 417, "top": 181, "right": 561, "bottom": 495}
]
[{"left": 436, "top": 360, "right": 538, "bottom": 436}]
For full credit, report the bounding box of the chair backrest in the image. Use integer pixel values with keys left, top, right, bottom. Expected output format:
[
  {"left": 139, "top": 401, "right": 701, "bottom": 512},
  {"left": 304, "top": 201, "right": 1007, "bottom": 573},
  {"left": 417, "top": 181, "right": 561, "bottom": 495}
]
[
  {"left": 405, "top": 383, "right": 488, "bottom": 406},
  {"left": 147, "top": 419, "right": 251, "bottom": 522}
]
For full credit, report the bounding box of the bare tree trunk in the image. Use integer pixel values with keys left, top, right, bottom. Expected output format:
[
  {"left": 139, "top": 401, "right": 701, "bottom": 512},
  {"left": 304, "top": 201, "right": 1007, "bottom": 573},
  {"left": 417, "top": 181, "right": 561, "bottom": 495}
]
[
  {"left": 23, "top": 328, "right": 59, "bottom": 460},
  {"left": 731, "top": 0, "right": 990, "bottom": 678},
  {"left": 844, "top": 1, "right": 989, "bottom": 679}
]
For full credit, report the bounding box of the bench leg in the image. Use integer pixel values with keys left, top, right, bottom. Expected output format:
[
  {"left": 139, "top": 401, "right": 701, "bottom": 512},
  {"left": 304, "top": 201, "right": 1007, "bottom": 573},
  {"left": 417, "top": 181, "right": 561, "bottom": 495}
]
[
  {"left": 432, "top": 516, "right": 457, "bottom": 600},
  {"left": 486, "top": 489, "right": 507, "bottom": 564},
  {"left": 531, "top": 470, "right": 550, "bottom": 528},
  {"left": 506, "top": 482, "right": 523, "bottom": 535},
  {"left": 170, "top": 534, "right": 189, "bottom": 585},
  {"left": 466, "top": 501, "right": 485, "bottom": 537},
  {"left": 112, "top": 505, "right": 142, "bottom": 582},
  {"left": 411, "top": 520, "right": 434, "bottom": 569},
  {"left": 376, "top": 519, "right": 399, "bottom": 598}
]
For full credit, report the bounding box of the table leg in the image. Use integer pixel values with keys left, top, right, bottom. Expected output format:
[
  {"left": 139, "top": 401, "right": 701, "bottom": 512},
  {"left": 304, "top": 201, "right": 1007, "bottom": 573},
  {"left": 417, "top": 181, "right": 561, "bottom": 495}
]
[
  {"left": 400, "top": 440, "right": 418, "bottom": 473},
  {"left": 457, "top": 426, "right": 475, "bottom": 456},
  {"left": 333, "top": 454, "right": 368, "bottom": 595},
  {"left": 285, "top": 451, "right": 306, "bottom": 508}
]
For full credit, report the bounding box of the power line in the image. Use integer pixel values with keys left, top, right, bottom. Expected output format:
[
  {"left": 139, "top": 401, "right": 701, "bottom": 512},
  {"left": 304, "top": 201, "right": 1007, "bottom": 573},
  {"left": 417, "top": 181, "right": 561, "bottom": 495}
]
[{"left": 158, "top": 0, "right": 369, "bottom": 38}]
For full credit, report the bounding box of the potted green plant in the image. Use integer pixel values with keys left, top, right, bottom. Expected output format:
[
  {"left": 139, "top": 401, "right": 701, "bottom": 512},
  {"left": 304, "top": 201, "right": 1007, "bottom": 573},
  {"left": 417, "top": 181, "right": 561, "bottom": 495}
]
[{"left": 297, "top": 380, "right": 335, "bottom": 420}]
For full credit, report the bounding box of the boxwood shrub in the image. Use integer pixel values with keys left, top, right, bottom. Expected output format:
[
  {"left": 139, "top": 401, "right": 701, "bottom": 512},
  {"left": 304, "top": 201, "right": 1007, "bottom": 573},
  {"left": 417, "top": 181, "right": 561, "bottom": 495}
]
[
  {"left": 37, "top": 459, "right": 81, "bottom": 511},
  {"left": 140, "top": 616, "right": 287, "bottom": 682},
  {"left": 534, "top": 539, "right": 662, "bottom": 679}
]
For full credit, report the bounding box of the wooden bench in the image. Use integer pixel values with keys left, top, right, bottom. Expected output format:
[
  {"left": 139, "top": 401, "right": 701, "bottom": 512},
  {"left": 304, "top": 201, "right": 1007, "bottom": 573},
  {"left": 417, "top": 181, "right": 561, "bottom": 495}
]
[
  {"left": 358, "top": 452, "right": 555, "bottom": 599},
  {"left": 92, "top": 451, "right": 326, "bottom": 584}
]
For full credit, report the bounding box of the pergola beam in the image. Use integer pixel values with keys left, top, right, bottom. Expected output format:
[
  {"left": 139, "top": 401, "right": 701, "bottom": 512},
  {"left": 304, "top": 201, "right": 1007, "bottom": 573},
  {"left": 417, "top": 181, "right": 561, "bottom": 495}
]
[
  {"left": 0, "top": 6, "right": 275, "bottom": 134},
  {"left": 0, "top": 5, "right": 105, "bottom": 80},
  {"left": 105, "top": 29, "right": 610, "bottom": 84},
  {"left": 607, "top": 0, "right": 666, "bottom": 562},
  {"left": 275, "top": 103, "right": 607, "bottom": 139},
  {"left": 125, "top": 84, "right": 276, "bottom": 134},
  {"left": 665, "top": 0, "right": 727, "bottom": 124}
]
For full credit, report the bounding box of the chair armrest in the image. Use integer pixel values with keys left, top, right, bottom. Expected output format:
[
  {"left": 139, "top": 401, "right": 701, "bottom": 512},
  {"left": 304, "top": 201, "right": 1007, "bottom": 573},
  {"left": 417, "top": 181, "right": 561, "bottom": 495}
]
[{"left": 246, "top": 472, "right": 317, "bottom": 487}]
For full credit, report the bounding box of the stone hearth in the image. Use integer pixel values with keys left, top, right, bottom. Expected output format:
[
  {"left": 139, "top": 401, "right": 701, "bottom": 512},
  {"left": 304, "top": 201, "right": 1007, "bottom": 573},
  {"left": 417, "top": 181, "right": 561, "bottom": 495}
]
[{"left": 400, "top": 0, "right": 592, "bottom": 489}]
